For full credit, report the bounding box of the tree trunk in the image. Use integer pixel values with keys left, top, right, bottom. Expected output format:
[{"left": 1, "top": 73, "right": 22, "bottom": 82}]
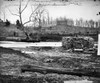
[
  {"left": 24, "top": 31, "right": 31, "bottom": 40},
  {"left": 22, "top": 27, "right": 31, "bottom": 40},
  {"left": 19, "top": 24, "right": 31, "bottom": 40}
]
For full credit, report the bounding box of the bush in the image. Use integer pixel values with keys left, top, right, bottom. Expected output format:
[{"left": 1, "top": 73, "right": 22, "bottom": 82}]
[{"left": 5, "top": 19, "right": 10, "bottom": 26}]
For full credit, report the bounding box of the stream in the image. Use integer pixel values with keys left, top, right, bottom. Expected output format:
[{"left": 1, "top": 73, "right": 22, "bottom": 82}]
[{"left": 0, "top": 41, "right": 62, "bottom": 48}]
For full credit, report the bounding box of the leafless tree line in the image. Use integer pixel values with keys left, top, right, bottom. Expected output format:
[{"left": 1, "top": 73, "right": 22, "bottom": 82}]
[{"left": 55, "top": 17, "right": 100, "bottom": 28}]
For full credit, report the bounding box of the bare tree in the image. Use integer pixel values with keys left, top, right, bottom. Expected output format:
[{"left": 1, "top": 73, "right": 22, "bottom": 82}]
[
  {"left": 8, "top": 0, "right": 44, "bottom": 39},
  {"left": 8, "top": 0, "right": 41, "bottom": 26},
  {"left": 31, "top": 6, "right": 49, "bottom": 27}
]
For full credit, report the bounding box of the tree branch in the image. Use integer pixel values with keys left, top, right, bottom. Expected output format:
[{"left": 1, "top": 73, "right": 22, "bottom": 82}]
[
  {"left": 23, "top": 4, "right": 42, "bottom": 25},
  {"left": 21, "top": 0, "right": 30, "bottom": 13},
  {"left": 8, "top": 8, "right": 19, "bottom": 16},
  {"left": 19, "top": 0, "right": 21, "bottom": 14}
]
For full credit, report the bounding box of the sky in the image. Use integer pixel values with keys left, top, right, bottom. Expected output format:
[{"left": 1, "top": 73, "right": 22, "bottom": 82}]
[{"left": 0, "top": 0, "right": 100, "bottom": 24}]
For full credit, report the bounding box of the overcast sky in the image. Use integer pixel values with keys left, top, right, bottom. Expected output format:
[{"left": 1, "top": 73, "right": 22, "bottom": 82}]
[{"left": 0, "top": 0, "right": 100, "bottom": 24}]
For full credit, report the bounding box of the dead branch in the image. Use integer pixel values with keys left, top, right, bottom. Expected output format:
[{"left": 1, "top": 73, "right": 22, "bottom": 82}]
[
  {"left": 8, "top": 8, "right": 19, "bottom": 16},
  {"left": 23, "top": 4, "right": 42, "bottom": 25},
  {"left": 21, "top": 0, "right": 30, "bottom": 13}
]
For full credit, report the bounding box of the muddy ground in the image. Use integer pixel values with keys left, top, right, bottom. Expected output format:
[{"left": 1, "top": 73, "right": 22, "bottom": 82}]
[{"left": 0, "top": 47, "right": 100, "bottom": 83}]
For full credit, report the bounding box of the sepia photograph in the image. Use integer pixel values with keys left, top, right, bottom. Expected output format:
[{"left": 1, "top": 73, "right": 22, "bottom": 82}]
[{"left": 0, "top": 0, "right": 100, "bottom": 83}]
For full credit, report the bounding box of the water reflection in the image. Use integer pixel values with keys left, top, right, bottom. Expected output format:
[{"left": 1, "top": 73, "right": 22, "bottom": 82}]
[
  {"left": 64, "top": 80, "right": 100, "bottom": 83},
  {"left": 0, "top": 41, "right": 62, "bottom": 48}
]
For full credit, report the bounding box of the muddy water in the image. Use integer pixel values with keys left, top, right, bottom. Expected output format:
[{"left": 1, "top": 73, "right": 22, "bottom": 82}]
[
  {"left": 64, "top": 80, "right": 100, "bottom": 83},
  {"left": 0, "top": 41, "right": 62, "bottom": 48},
  {"left": 64, "top": 80, "right": 92, "bottom": 83}
]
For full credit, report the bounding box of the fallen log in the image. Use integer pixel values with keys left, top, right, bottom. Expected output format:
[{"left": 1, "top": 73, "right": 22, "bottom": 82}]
[{"left": 21, "top": 65, "right": 100, "bottom": 78}]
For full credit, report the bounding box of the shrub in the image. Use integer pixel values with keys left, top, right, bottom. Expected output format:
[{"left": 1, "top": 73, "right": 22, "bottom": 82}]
[{"left": 5, "top": 19, "right": 10, "bottom": 26}]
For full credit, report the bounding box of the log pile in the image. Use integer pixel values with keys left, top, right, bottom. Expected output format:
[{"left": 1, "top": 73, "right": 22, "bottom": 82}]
[{"left": 62, "top": 36, "right": 94, "bottom": 51}]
